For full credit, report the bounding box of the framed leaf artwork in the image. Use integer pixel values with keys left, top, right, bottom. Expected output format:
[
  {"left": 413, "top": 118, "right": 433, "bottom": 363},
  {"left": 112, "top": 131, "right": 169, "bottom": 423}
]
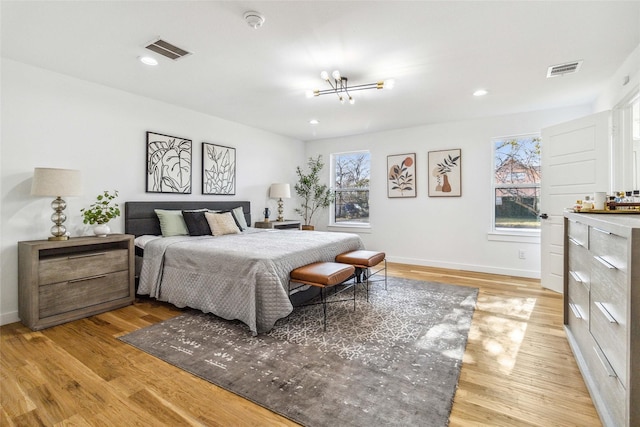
[
  {"left": 146, "top": 131, "right": 192, "bottom": 193},
  {"left": 387, "top": 153, "right": 416, "bottom": 198},
  {"left": 428, "top": 149, "right": 461, "bottom": 197},
  {"left": 202, "top": 142, "right": 236, "bottom": 195}
]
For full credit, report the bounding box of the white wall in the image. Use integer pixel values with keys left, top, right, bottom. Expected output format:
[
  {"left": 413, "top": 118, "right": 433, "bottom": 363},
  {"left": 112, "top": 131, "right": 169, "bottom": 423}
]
[
  {"left": 0, "top": 59, "right": 304, "bottom": 325},
  {"left": 305, "top": 106, "right": 591, "bottom": 278},
  {"left": 593, "top": 43, "right": 640, "bottom": 113}
]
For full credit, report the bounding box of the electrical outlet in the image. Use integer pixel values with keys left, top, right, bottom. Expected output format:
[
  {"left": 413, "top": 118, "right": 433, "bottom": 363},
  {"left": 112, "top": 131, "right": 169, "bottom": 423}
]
[{"left": 518, "top": 250, "right": 526, "bottom": 259}]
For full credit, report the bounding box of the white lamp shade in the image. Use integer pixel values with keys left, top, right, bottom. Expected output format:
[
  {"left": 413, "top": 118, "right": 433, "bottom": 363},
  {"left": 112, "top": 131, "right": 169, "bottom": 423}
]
[
  {"left": 269, "top": 183, "right": 291, "bottom": 199},
  {"left": 31, "top": 168, "right": 83, "bottom": 197}
]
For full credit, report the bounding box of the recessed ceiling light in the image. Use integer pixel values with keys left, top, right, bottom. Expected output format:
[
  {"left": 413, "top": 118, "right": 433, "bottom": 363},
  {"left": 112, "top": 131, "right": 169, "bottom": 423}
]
[
  {"left": 473, "top": 89, "right": 488, "bottom": 97},
  {"left": 309, "top": 119, "right": 319, "bottom": 125},
  {"left": 139, "top": 56, "right": 158, "bottom": 66}
]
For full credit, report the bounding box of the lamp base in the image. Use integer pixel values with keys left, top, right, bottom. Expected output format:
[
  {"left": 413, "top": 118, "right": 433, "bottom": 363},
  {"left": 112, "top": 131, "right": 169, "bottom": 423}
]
[
  {"left": 277, "top": 198, "right": 284, "bottom": 221},
  {"left": 48, "top": 235, "right": 69, "bottom": 241},
  {"left": 49, "top": 197, "right": 70, "bottom": 241}
]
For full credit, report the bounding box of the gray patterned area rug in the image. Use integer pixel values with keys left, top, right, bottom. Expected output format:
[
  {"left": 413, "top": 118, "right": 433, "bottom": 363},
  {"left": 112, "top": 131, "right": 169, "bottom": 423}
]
[{"left": 119, "top": 277, "right": 478, "bottom": 427}]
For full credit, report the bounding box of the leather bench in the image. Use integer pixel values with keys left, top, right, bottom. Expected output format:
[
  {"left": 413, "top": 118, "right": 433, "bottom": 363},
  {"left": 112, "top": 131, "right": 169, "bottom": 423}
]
[
  {"left": 289, "top": 262, "right": 355, "bottom": 330},
  {"left": 335, "top": 250, "right": 386, "bottom": 300}
]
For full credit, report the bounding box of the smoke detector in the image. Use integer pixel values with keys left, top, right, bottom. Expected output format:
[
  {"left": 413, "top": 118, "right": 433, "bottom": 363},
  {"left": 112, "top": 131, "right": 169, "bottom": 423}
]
[{"left": 244, "top": 11, "right": 265, "bottom": 29}]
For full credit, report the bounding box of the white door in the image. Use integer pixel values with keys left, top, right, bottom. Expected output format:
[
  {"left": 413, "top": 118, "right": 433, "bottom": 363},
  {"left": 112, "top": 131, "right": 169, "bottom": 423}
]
[{"left": 540, "top": 111, "right": 610, "bottom": 292}]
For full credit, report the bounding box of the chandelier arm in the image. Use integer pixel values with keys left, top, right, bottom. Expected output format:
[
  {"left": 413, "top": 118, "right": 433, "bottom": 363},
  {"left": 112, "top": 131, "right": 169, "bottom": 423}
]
[
  {"left": 312, "top": 80, "right": 384, "bottom": 97},
  {"left": 347, "top": 83, "right": 381, "bottom": 91},
  {"left": 341, "top": 77, "right": 352, "bottom": 100}
]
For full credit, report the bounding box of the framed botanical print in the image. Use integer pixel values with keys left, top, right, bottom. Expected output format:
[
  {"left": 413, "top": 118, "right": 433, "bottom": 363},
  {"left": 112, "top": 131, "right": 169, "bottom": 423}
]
[
  {"left": 387, "top": 153, "right": 416, "bottom": 198},
  {"left": 428, "top": 149, "right": 461, "bottom": 197},
  {"left": 202, "top": 142, "right": 236, "bottom": 195},
  {"left": 146, "top": 131, "right": 192, "bottom": 193}
]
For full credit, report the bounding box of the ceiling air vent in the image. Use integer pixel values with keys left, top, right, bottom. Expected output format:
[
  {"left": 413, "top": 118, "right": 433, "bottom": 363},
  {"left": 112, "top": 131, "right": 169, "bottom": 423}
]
[
  {"left": 145, "top": 38, "right": 192, "bottom": 61},
  {"left": 546, "top": 60, "right": 583, "bottom": 78}
]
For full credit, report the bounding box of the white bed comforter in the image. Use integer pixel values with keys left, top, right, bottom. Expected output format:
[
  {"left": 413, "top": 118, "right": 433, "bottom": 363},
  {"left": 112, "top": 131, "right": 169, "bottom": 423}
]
[{"left": 138, "top": 228, "right": 364, "bottom": 334}]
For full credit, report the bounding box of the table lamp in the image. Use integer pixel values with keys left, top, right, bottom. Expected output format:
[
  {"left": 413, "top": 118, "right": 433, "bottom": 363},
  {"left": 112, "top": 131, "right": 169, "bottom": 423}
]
[
  {"left": 269, "top": 183, "right": 291, "bottom": 222},
  {"left": 31, "top": 167, "right": 82, "bottom": 240}
]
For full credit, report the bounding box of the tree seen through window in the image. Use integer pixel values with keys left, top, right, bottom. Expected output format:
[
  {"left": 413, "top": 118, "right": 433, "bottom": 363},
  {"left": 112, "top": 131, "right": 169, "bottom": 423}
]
[{"left": 493, "top": 134, "right": 541, "bottom": 230}]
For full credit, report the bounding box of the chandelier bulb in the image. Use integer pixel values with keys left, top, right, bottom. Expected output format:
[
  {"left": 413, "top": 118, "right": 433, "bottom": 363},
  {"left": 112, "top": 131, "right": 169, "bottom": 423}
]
[
  {"left": 339, "top": 96, "right": 344, "bottom": 104},
  {"left": 332, "top": 70, "right": 341, "bottom": 80},
  {"left": 349, "top": 96, "right": 355, "bottom": 105},
  {"left": 320, "top": 71, "right": 329, "bottom": 81}
]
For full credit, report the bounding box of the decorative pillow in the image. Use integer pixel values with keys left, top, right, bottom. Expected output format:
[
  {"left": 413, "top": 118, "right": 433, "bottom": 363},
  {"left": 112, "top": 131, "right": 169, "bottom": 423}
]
[
  {"left": 205, "top": 211, "right": 241, "bottom": 236},
  {"left": 182, "top": 210, "right": 211, "bottom": 236},
  {"left": 231, "top": 206, "right": 248, "bottom": 230},
  {"left": 154, "top": 209, "right": 189, "bottom": 237}
]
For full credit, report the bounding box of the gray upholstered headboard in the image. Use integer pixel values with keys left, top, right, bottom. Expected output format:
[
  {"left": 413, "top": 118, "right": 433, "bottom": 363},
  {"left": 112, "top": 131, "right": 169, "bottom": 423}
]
[{"left": 124, "top": 201, "right": 251, "bottom": 237}]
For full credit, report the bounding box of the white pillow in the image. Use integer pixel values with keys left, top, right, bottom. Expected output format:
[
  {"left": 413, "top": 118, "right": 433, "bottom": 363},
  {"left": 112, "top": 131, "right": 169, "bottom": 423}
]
[
  {"left": 205, "top": 211, "right": 241, "bottom": 236},
  {"left": 232, "top": 206, "right": 248, "bottom": 230}
]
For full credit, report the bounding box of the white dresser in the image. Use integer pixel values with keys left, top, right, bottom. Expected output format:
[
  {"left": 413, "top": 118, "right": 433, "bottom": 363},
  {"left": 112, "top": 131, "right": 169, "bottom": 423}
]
[{"left": 564, "top": 212, "right": 640, "bottom": 427}]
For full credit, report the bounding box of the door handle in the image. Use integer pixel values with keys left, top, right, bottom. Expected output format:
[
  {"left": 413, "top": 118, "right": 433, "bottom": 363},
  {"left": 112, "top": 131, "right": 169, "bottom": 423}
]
[{"left": 539, "top": 213, "right": 549, "bottom": 219}]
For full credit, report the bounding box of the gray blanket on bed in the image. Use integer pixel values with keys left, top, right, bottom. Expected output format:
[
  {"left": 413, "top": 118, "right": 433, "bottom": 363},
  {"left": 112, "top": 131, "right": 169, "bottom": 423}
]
[{"left": 138, "top": 229, "right": 364, "bottom": 334}]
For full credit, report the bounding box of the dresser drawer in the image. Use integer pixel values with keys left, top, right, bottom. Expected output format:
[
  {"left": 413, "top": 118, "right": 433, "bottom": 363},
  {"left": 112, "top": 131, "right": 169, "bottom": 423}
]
[
  {"left": 39, "top": 270, "right": 130, "bottom": 318},
  {"left": 567, "top": 299, "right": 590, "bottom": 351},
  {"left": 590, "top": 280, "right": 627, "bottom": 385},
  {"left": 568, "top": 245, "right": 590, "bottom": 290},
  {"left": 583, "top": 344, "right": 626, "bottom": 427},
  {"left": 567, "top": 219, "right": 589, "bottom": 248},
  {"left": 568, "top": 270, "right": 589, "bottom": 320},
  {"left": 39, "top": 249, "right": 129, "bottom": 285},
  {"left": 590, "top": 227, "right": 627, "bottom": 272}
]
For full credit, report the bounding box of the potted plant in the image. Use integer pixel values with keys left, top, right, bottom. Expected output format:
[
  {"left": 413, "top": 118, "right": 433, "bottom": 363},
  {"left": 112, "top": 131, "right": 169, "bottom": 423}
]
[
  {"left": 294, "top": 155, "right": 334, "bottom": 230},
  {"left": 80, "top": 190, "right": 121, "bottom": 236}
]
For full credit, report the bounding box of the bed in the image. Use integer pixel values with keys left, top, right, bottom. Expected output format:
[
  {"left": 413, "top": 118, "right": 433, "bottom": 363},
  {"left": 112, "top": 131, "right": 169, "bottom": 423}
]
[{"left": 124, "top": 201, "right": 364, "bottom": 334}]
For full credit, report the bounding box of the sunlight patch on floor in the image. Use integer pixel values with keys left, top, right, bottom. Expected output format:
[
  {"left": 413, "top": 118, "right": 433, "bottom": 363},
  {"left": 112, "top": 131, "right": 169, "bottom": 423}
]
[{"left": 467, "top": 296, "right": 537, "bottom": 374}]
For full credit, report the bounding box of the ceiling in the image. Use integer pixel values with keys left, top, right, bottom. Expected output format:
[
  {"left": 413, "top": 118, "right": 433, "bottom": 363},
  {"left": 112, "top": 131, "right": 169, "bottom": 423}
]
[{"left": 2, "top": 1, "right": 639, "bottom": 141}]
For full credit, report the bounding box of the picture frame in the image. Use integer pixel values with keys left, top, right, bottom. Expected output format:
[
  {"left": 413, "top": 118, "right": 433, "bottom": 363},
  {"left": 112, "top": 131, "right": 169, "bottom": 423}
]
[
  {"left": 146, "top": 131, "right": 192, "bottom": 193},
  {"left": 428, "top": 149, "right": 461, "bottom": 197},
  {"left": 387, "top": 153, "right": 416, "bottom": 198},
  {"left": 202, "top": 142, "right": 236, "bottom": 195}
]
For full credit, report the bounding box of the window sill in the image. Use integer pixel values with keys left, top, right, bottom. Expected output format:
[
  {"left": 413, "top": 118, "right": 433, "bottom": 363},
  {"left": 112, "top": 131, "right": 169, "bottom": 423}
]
[
  {"left": 487, "top": 230, "right": 540, "bottom": 243},
  {"left": 327, "top": 224, "right": 372, "bottom": 234}
]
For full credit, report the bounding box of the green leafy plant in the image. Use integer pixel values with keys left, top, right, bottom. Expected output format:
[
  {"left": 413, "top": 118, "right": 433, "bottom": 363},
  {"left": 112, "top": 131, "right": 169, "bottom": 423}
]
[
  {"left": 80, "top": 190, "right": 121, "bottom": 225},
  {"left": 294, "top": 155, "right": 334, "bottom": 226}
]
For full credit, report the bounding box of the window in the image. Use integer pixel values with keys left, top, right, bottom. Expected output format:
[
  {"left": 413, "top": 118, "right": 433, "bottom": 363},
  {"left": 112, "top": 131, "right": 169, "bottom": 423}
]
[
  {"left": 492, "top": 134, "right": 541, "bottom": 231},
  {"left": 331, "top": 151, "right": 370, "bottom": 226}
]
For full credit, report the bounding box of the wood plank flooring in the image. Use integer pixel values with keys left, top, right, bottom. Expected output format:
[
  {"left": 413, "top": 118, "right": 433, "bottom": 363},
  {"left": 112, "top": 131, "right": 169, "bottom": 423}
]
[{"left": 1, "top": 264, "right": 602, "bottom": 426}]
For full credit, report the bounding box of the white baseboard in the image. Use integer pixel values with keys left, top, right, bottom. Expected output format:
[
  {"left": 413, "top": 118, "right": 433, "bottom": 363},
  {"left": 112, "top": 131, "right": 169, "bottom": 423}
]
[
  {"left": 388, "top": 256, "right": 541, "bottom": 280},
  {"left": 1, "top": 311, "right": 20, "bottom": 326}
]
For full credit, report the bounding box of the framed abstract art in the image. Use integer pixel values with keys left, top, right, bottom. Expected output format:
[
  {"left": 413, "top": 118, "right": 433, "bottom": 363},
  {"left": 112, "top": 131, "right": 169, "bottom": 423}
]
[
  {"left": 146, "top": 131, "right": 192, "bottom": 193},
  {"left": 202, "top": 142, "right": 236, "bottom": 195},
  {"left": 428, "top": 149, "right": 461, "bottom": 197},
  {"left": 387, "top": 153, "right": 416, "bottom": 198}
]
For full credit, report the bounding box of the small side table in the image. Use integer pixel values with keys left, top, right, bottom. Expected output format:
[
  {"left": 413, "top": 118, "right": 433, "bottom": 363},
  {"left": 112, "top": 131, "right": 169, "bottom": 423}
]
[{"left": 254, "top": 220, "right": 301, "bottom": 230}]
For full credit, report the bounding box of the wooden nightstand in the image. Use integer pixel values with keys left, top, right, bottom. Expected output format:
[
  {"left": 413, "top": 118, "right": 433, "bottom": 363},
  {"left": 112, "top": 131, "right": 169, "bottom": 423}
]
[
  {"left": 254, "top": 220, "right": 301, "bottom": 230},
  {"left": 18, "top": 234, "right": 135, "bottom": 330}
]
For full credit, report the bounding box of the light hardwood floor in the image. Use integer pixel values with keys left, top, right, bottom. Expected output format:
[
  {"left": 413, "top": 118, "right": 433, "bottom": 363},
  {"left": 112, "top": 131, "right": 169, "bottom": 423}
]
[{"left": 1, "top": 263, "right": 601, "bottom": 426}]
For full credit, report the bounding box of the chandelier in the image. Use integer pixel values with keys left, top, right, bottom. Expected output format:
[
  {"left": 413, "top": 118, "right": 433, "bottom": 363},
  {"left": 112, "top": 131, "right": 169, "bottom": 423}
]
[{"left": 307, "top": 70, "right": 394, "bottom": 104}]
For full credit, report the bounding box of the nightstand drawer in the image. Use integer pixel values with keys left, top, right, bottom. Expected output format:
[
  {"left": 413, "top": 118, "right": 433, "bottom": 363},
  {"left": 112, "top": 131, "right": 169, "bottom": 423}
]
[
  {"left": 39, "top": 270, "right": 130, "bottom": 318},
  {"left": 39, "top": 248, "right": 129, "bottom": 285}
]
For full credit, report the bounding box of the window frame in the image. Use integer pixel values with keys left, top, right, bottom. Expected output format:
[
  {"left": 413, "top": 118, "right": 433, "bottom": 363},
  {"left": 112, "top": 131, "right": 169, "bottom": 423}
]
[
  {"left": 329, "top": 150, "right": 371, "bottom": 229},
  {"left": 490, "top": 133, "right": 541, "bottom": 238}
]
